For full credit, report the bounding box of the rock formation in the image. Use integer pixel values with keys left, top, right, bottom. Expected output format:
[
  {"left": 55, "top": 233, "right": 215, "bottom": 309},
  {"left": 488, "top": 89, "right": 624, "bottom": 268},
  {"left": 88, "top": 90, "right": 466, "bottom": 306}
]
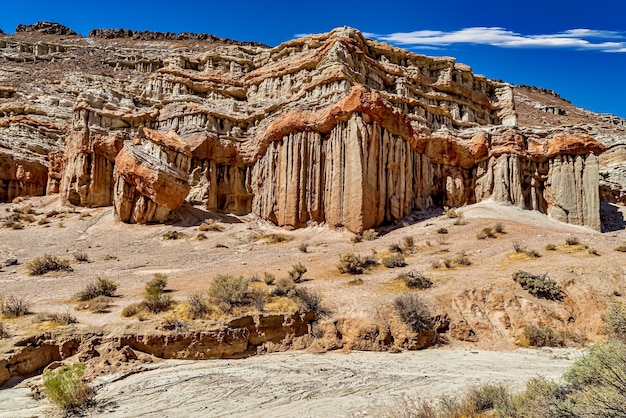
[{"left": 1, "top": 24, "right": 621, "bottom": 231}]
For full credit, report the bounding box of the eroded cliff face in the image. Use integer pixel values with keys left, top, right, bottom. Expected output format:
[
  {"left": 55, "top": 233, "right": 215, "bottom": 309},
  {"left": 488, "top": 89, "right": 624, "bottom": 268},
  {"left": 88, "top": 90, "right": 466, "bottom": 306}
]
[{"left": 0, "top": 25, "right": 613, "bottom": 231}]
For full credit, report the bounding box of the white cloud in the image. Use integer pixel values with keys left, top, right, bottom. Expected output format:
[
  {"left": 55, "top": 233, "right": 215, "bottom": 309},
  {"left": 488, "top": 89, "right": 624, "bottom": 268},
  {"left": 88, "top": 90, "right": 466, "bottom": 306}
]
[{"left": 372, "top": 27, "right": 626, "bottom": 53}]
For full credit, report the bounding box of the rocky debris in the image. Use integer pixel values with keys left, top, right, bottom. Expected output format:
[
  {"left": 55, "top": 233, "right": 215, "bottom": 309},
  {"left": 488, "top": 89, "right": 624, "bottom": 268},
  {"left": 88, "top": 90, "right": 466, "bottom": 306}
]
[
  {"left": 4, "top": 256, "right": 17, "bottom": 267},
  {"left": 15, "top": 21, "right": 78, "bottom": 36},
  {"left": 0, "top": 26, "right": 620, "bottom": 232}
]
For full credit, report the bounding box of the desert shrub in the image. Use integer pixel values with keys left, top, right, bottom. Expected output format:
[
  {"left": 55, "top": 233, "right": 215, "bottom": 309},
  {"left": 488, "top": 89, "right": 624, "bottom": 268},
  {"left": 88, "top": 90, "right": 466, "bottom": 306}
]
[
  {"left": 388, "top": 394, "right": 438, "bottom": 418},
  {"left": 348, "top": 277, "right": 364, "bottom": 285},
  {"left": 382, "top": 254, "right": 407, "bottom": 268},
  {"left": 389, "top": 243, "right": 404, "bottom": 253},
  {"left": 248, "top": 288, "right": 266, "bottom": 311},
  {"left": 519, "top": 325, "right": 564, "bottom": 347},
  {"left": 402, "top": 236, "right": 415, "bottom": 252},
  {"left": 508, "top": 376, "right": 573, "bottom": 417},
  {"left": 393, "top": 294, "right": 433, "bottom": 334},
  {"left": 73, "top": 251, "right": 90, "bottom": 263},
  {"left": 362, "top": 229, "right": 378, "bottom": 241},
  {"left": 444, "top": 208, "right": 458, "bottom": 218},
  {"left": 436, "top": 228, "right": 448, "bottom": 234},
  {"left": 615, "top": 244, "right": 626, "bottom": 252},
  {"left": 430, "top": 260, "right": 441, "bottom": 269},
  {"left": 208, "top": 275, "right": 249, "bottom": 311},
  {"left": 545, "top": 243, "right": 557, "bottom": 251},
  {"left": 454, "top": 254, "right": 472, "bottom": 266},
  {"left": 145, "top": 273, "right": 168, "bottom": 295},
  {"left": 38, "top": 217, "right": 51, "bottom": 226},
  {"left": 198, "top": 219, "right": 223, "bottom": 232},
  {"left": 26, "top": 254, "right": 73, "bottom": 276},
  {"left": 262, "top": 233, "right": 291, "bottom": 243},
  {"left": 161, "top": 318, "right": 186, "bottom": 333},
  {"left": 513, "top": 241, "right": 525, "bottom": 253},
  {"left": 298, "top": 243, "right": 308, "bottom": 253},
  {"left": 42, "top": 362, "right": 92, "bottom": 411},
  {"left": 0, "top": 322, "right": 8, "bottom": 338},
  {"left": 337, "top": 253, "right": 368, "bottom": 274},
  {"left": 443, "top": 259, "right": 453, "bottom": 269},
  {"left": 440, "top": 383, "right": 512, "bottom": 417},
  {"left": 263, "top": 272, "right": 276, "bottom": 285},
  {"left": 494, "top": 222, "right": 505, "bottom": 233},
  {"left": 163, "top": 230, "right": 186, "bottom": 240},
  {"left": 48, "top": 310, "right": 78, "bottom": 325},
  {"left": 121, "top": 303, "right": 142, "bottom": 318},
  {"left": 143, "top": 294, "right": 172, "bottom": 314},
  {"left": 478, "top": 227, "right": 496, "bottom": 240},
  {"left": 195, "top": 233, "right": 208, "bottom": 241},
  {"left": 1, "top": 295, "right": 32, "bottom": 317},
  {"left": 288, "top": 263, "right": 307, "bottom": 283},
  {"left": 76, "top": 278, "right": 118, "bottom": 301},
  {"left": 524, "top": 249, "right": 542, "bottom": 258},
  {"left": 272, "top": 277, "right": 296, "bottom": 297},
  {"left": 187, "top": 293, "right": 211, "bottom": 319},
  {"left": 75, "top": 296, "right": 111, "bottom": 313},
  {"left": 603, "top": 303, "right": 626, "bottom": 343},
  {"left": 453, "top": 212, "right": 465, "bottom": 226},
  {"left": 295, "top": 287, "right": 331, "bottom": 317},
  {"left": 564, "top": 341, "right": 626, "bottom": 417},
  {"left": 512, "top": 271, "right": 563, "bottom": 301},
  {"left": 565, "top": 237, "right": 580, "bottom": 246},
  {"left": 350, "top": 234, "right": 363, "bottom": 243},
  {"left": 398, "top": 270, "right": 433, "bottom": 290},
  {"left": 587, "top": 247, "right": 599, "bottom": 256}
]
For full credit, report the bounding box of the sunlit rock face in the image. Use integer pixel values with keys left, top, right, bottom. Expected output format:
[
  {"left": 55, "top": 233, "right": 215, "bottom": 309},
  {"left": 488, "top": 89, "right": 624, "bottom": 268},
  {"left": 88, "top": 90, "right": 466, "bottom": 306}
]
[{"left": 1, "top": 24, "right": 614, "bottom": 230}]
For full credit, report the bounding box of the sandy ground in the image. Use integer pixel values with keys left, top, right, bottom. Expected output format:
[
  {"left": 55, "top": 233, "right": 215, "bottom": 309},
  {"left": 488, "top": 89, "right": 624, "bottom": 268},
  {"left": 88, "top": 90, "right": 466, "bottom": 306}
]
[{"left": 1, "top": 347, "right": 581, "bottom": 417}]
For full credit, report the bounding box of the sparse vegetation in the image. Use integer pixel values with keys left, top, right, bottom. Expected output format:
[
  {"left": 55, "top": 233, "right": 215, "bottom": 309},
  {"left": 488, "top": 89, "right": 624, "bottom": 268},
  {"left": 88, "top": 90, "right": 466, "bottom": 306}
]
[
  {"left": 143, "top": 294, "right": 172, "bottom": 314},
  {"left": 187, "top": 293, "right": 211, "bottom": 319},
  {"left": 389, "top": 243, "right": 404, "bottom": 253},
  {"left": 517, "top": 324, "right": 564, "bottom": 347},
  {"left": 402, "top": 236, "right": 415, "bottom": 252},
  {"left": 494, "top": 222, "right": 505, "bottom": 233},
  {"left": 75, "top": 296, "right": 112, "bottom": 313},
  {"left": 513, "top": 241, "right": 525, "bottom": 253},
  {"left": 362, "top": 229, "right": 378, "bottom": 241},
  {"left": 163, "top": 230, "right": 186, "bottom": 240},
  {"left": 453, "top": 254, "right": 472, "bottom": 266},
  {"left": 298, "top": 243, "right": 308, "bottom": 253},
  {"left": 337, "top": 253, "right": 377, "bottom": 274},
  {"left": 477, "top": 227, "right": 496, "bottom": 239},
  {"left": 38, "top": 217, "right": 51, "bottom": 225},
  {"left": 76, "top": 277, "right": 118, "bottom": 301},
  {"left": 208, "top": 275, "right": 249, "bottom": 311},
  {"left": 45, "top": 310, "right": 78, "bottom": 325},
  {"left": 195, "top": 233, "right": 208, "bottom": 241},
  {"left": 42, "top": 362, "right": 93, "bottom": 412},
  {"left": 288, "top": 263, "right": 307, "bottom": 283},
  {"left": 614, "top": 244, "right": 626, "bottom": 252},
  {"left": 121, "top": 303, "right": 142, "bottom": 318},
  {"left": 397, "top": 270, "right": 433, "bottom": 290},
  {"left": 1, "top": 295, "right": 32, "bottom": 317},
  {"left": 26, "top": 254, "right": 73, "bottom": 275},
  {"left": 524, "top": 249, "right": 541, "bottom": 258},
  {"left": 145, "top": 273, "right": 168, "bottom": 295},
  {"left": 295, "top": 287, "right": 331, "bottom": 317},
  {"left": 453, "top": 212, "right": 465, "bottom": 226},
  {"left": 512, "top": 271, "right": 563, "bottom": 301},
  {"left": 272, "top": 277, "right": 296, "bottom": 297},
  {"left": 439, "top": 383, "right": 512, "bottom": 417},
  {"left": 393, "top": 294, "right": 433, "bottom": 334},
  {"left": 198, "top": 219, "right": 224, "bottom": 232},
  {"left": 263, "top": 272, "right": 276, "bottom": 285},
  {"left": 382, "top": 253, "right": 407, "bottom": 268},
  {"left": 603, "top": 303, "right": 626, "bottom": 343},
  {"left": 545, "top": 243, "right": 557, "bottom": 251},
  {"left": 444, "top": 208, "right": 458, "bottom": 218},
  {"left": 436, "top": 227, "right": 448, "bottom": 234},
  {"left": 73, "top": 250, "right": 90, "bottom": 263},
  {"left": 588, "top": 247, "right": 600, "bottom": 256},
  {"left": 261, "top": 233, "right": 291, "bottom": 243},
  {"left": 565, "top": 236, "right": 580, "bottom": 246},
  {"left": 0, "top": 322, "right": 8, "bottom": 338}
]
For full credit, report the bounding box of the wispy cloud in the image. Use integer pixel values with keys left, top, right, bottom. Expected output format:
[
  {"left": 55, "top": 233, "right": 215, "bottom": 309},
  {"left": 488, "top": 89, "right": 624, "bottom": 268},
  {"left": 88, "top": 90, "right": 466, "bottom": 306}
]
[{"left": 370, "top": 27, "right": 626, "bottom": 53}]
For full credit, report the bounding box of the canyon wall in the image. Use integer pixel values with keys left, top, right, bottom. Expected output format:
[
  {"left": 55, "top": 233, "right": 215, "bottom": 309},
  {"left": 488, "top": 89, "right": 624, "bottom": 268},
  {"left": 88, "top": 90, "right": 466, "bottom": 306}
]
[{"left": 0, "top": 24, "right": 615, "bottom": 231}]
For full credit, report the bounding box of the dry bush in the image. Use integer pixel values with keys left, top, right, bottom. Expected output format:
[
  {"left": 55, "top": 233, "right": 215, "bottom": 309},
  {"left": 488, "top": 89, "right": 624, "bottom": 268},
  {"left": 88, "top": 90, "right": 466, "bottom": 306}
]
[
  {"left": 436, "top": 227, "right": 448, "bottom": 234},
  {"left": 1, "top": 295, "right": 32, "bottom": 317},
  {"left": 512, "top": 241, "right": 525, "bottom": 253},
  {"left": 248, "top": 288, "right": 266, "bottom": 311},
  {"left": 143, "top": 294, "right": 172, "bottom": 314},
  {"left": 512, "top": 271, "right": 563, "bottom": 301},
  {"left": 382, "top": 253, "right": 407, "bottom": 268},
  {"left": 261, "top": 233, "right": 291, "bottom": 243},
  {"left": 442, "top": 259, "right": 453, "bottom": 269},
  {"left": 388, "top": 394, "right": 438, "bottom": 418},
  {"left": 518, "top": 325, "right": 564, "bottom": 347},
  {"left": 603, "top": 303, "right": 626, "bottom": 343},
  {"left": 439, "top": 383, "right": 513, "bottom": 417},
  {"left": 444, "top": 208, "right": 458, "bottom": 218},
  {"left": 263, "top": 272, "right": 276, "bottom": 285},
  {"left": 565, "top": 237, "right": 580, "bottom": 246},
  {"left": 362, "top": 229, "right": 378, "bottom": 241},
  {"left": 47, "top": 310, "right": 78, "bottom": 325},
  {"left": 402, "top": 236, "right": 415, "bottom": 252},
  {"left": 187, "top": 293, "right": 211, "bottom": 319},
  {"left": 393, "top": 294, "right": 433, "bottom": 334},
  {"left": 295, "top": 287, "right": 331, "bottom": 317},
  {"left": 298, "top": 243, "right": 308, "bottom": 253},
  {"left": 397, "top": 270, "right": 433, "bottom": 290},
  {"left": 145, "top": 273, "right": 168, "bottom": 295},
  {"left": 162, "top": 230, "right": 186, "bottom": 240},
  {"left": 272, "top": 277, "right": 296, "bottom": 297},
  {"left": 587, "top": 247, "right": 600, "bottom": 256},
  {"left": 389, "top": 243, "right": 404, "bottom": 253},
  {"left": 195, "top": 233, "right": 208, "bottom": 241},
  {"left": 161, "top": 318, "right": 186, "bottom": 333},
  {"left": 121, "top": 303, "right": 142, "bottom": 318},
  {"left": 494, "top": 222, "right": 505, "bottom": 233},
  {"left": 288, "top": 263, "right": 307, "bottom": 283},
  {"left": 348, "top": 277, "right": 364, "bottom": 285},
  {"left": 72, "top": 251, "right": 90, "bottom": 263},
  {"left": 454, "top": 253, "right": 472, "bottom": 266},
  {"left": 198, "top": 219, "right": 224, "bottom": 232},
  {"left": 430, "top": 260, "right": 441, "bottom": 269},
  {"left": 337, "top": 253, "right": 377, "bottom": 274},
  {"left": 524, "top": 249, "right": 542, "bottom": 258},
  {"left": 76, "top": 277, "right": 118, "bottom": 301},
  {"left": 76, "top": 296, "right": 112, "bottom": 313},
  {"left": 614, "top": 244, "right": 626, "bottom": 252},
  {"left": 38, "top": 217, "right": 51, "bottom": 226},
  {"left": 26, "top": 254, "right": 73, "bottom": 275},
  {"left": 0, "top": 322, "right": 8, "bottom": 338},
  {"left": 545, "top": 243, "right": 557, "bottom": 251},
  {"left": 208, "top": 275, "right": 249, "bottom": 311}
]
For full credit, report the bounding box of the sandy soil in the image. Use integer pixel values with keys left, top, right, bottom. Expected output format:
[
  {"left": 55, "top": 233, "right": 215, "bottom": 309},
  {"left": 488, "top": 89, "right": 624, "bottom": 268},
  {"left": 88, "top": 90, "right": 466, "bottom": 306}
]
[{"left": 1, "top": 347, "right": 581, "bottom": 417}]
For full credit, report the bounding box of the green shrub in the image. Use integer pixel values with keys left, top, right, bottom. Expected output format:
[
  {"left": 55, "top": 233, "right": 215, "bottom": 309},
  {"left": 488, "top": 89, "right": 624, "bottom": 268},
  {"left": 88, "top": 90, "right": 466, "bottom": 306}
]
[
  {"left": 603, "top": 303, "right": 626, "bottom": 343},
  {"left": 26, "top": 254, "right": 73, "bottom": 276},
  {"left": 145, "top": 273, "right": 168, "bottom": 295},
  {"left": 288, "top": 263, "right": 307, "bottom": 283},
  {"left": 382, "top": 254, "right": 407, "bottom": 268},
  {"left": 393, "top": 294, "right": 433, "bottom": 334},
  {"left": 512, "top": 271, "right": 563, "bottom": 301},
  {"left": 208, "top": 275, "right": 249, "bottom": 311},
  {"left": 76, "top": 278, "right": 118, "bottom": 301},
  {"left": 143, "top": 293, "right": 172, "bottom": 314},
  {"left": 42, "top": 363, "right": 92, "bottom": 411},
  {"left": 509, "top": 376, "right": 573, "bottom": 417},
  {"left": 337, "top": 253, "right": 370, "bottom": 274},
  {"left": 397, "top": 270, "right": 433, "bottom": 290},
  {"left": 519, "top": 325, "right": 564, "bottom": 347}
]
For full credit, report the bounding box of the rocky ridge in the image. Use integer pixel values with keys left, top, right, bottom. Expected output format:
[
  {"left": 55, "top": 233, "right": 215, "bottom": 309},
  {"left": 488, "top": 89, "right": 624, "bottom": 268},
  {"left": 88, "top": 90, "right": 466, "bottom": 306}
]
[{"left": 1, "top": 24, "right": 623, "bottom": 232}]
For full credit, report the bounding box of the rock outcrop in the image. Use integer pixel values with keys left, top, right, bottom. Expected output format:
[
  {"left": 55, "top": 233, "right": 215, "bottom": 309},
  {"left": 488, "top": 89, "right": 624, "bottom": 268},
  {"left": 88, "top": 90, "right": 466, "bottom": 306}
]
[{"left": 0, "top": 24, "right": 619, "bottom": 231}]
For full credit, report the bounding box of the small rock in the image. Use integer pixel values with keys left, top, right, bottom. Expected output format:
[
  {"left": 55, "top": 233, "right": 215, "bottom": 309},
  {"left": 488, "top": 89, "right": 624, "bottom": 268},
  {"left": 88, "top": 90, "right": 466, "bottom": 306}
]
[
  {"left": 242, "top": 261, "right": 247, "bottom": 265},
  {"left": 10, "top": 270, "right": 16, "bottom": 274},
  {"left": 4, "top": 256, "right": 17, "bottom": 267}
]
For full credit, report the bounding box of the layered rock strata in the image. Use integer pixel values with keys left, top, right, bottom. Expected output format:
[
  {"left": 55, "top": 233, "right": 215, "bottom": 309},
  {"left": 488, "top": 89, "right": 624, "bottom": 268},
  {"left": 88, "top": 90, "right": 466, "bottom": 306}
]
[{"left": 0, "top": 24, "right": 616, "bottom": 231}]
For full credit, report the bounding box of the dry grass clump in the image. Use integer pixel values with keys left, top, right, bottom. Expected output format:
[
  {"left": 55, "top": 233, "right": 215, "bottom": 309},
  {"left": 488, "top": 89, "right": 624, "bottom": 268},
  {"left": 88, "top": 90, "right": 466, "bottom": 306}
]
[
  {"left": 295, "top": 287, "right": 331, "bottom": 317},
  {"left": 163, "top": 230, "right": 186, "bottom": 240},
  {"left": 436, "top": 227, "right": 448, "bottom": 234},
  {"left": 187, "top": 293, "right": 212, "bottom": 319},
  {"left": 587, "top": 247, "right": 600, "bottom": 256},
  {"left": 46, "top": 310, "right": 78, "bottom": 325},
  {"left": 477, "top": 227, "right": 496, "bottom": 240},
  {"left": 272, "top": 277, "right": 296, "bottom": 297},
  {"left": 517, "top": 324, "right": 564, "bottom": 347},
  {"left": 453, "top": 253, "right": 472, "bottom": 266},
  {"left": 337, "top": 253, "right": 378, "bottom": 274},
  {"left": 439, "top": 382, "right": 512, "bottom": 417},
  {"left": 26, "top": 254, "right": 73, "bottom": 276},
  {"left": 288, "top": 263, "right": 307, "bottom": 283},
  {"left": 603, "top": 303, "right": 626, "bottom": 343},
  {"left": 393, "top": 294, "right": 433, "bottom": 334},
  {"left": 298, "top": 243, "right": 308, "bottom": 253},
  {"left": 263, "top": 272, "right": 276, "bottom": 285},
  {"left": 198, "top": 219, "right": 224, "bottom": 232},
  {"left": 397, "top": 270, "right": 433, "bottom": 290},
  {"left": 494, "top": 222, "right": 505, "bottom": 233},
  {"left": 512, "top": 271, "right": 563, "bottom": 301},
  {"left": 42, "top": 363, "right": 93, "bottom": 412},
  {"left": 142, "top": 274, "right": 172, "bottom": 314},
  {"left": 260, "top": 233, "right": 292, "bottom": 243},
  {"left": 1, "top": 295, "right": 32, "bottom": 317},
  {"left": 121, "top": 303, "right": 142, "bottom": 318},
  {"left": 444, "top": 208, "right": 458, "bottom": 218},
  {"left": 389, "top": 243, "right": 404, "bottom": 253},
  {"left": 76, "top": 277, "right": 118, "bottom": 301},
  {"left": 208, "top": 275, "right": 249, "bottom": 312},
  {"left": 75, "top": 296, "right": 112, "bottom": 313},
  {"left": 38, "top": 217, "right": 51, "bottom": 226},
  {"left": 402, "top": 236, "right": 415, "bottom": 252},
  {"left": 195, "top": 233, "right": 208, "bottom": 241},
  {"left": 614, "top": 244, "right": 626, "bottom": 252},
  {"left": 382, "top": 253, "right": 407, "bottom": 268},
  {"left": 145, "top": 273, "right": 168, "bottom": 295},
  {"left": 72, "top": 251, "right": 90, "bottom": 263},
  {"left": 565, "top": 236, "right": 580, "bottom": 246},
  {"left": 0, "top": 322, "right": 8, "bottom": 338},
  {"left": 545, "top": 243, "right": 557, "bottom": 251},
  {"left": 351, "top": 229, "right": 379, "bottom": 243}
]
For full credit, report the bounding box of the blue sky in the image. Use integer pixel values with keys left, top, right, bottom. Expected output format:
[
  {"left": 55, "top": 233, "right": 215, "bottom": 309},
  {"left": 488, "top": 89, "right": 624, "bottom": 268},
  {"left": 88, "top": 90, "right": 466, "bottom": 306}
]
[{"left": 2, "top": 0, "right": 625, "bottom": 118}]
